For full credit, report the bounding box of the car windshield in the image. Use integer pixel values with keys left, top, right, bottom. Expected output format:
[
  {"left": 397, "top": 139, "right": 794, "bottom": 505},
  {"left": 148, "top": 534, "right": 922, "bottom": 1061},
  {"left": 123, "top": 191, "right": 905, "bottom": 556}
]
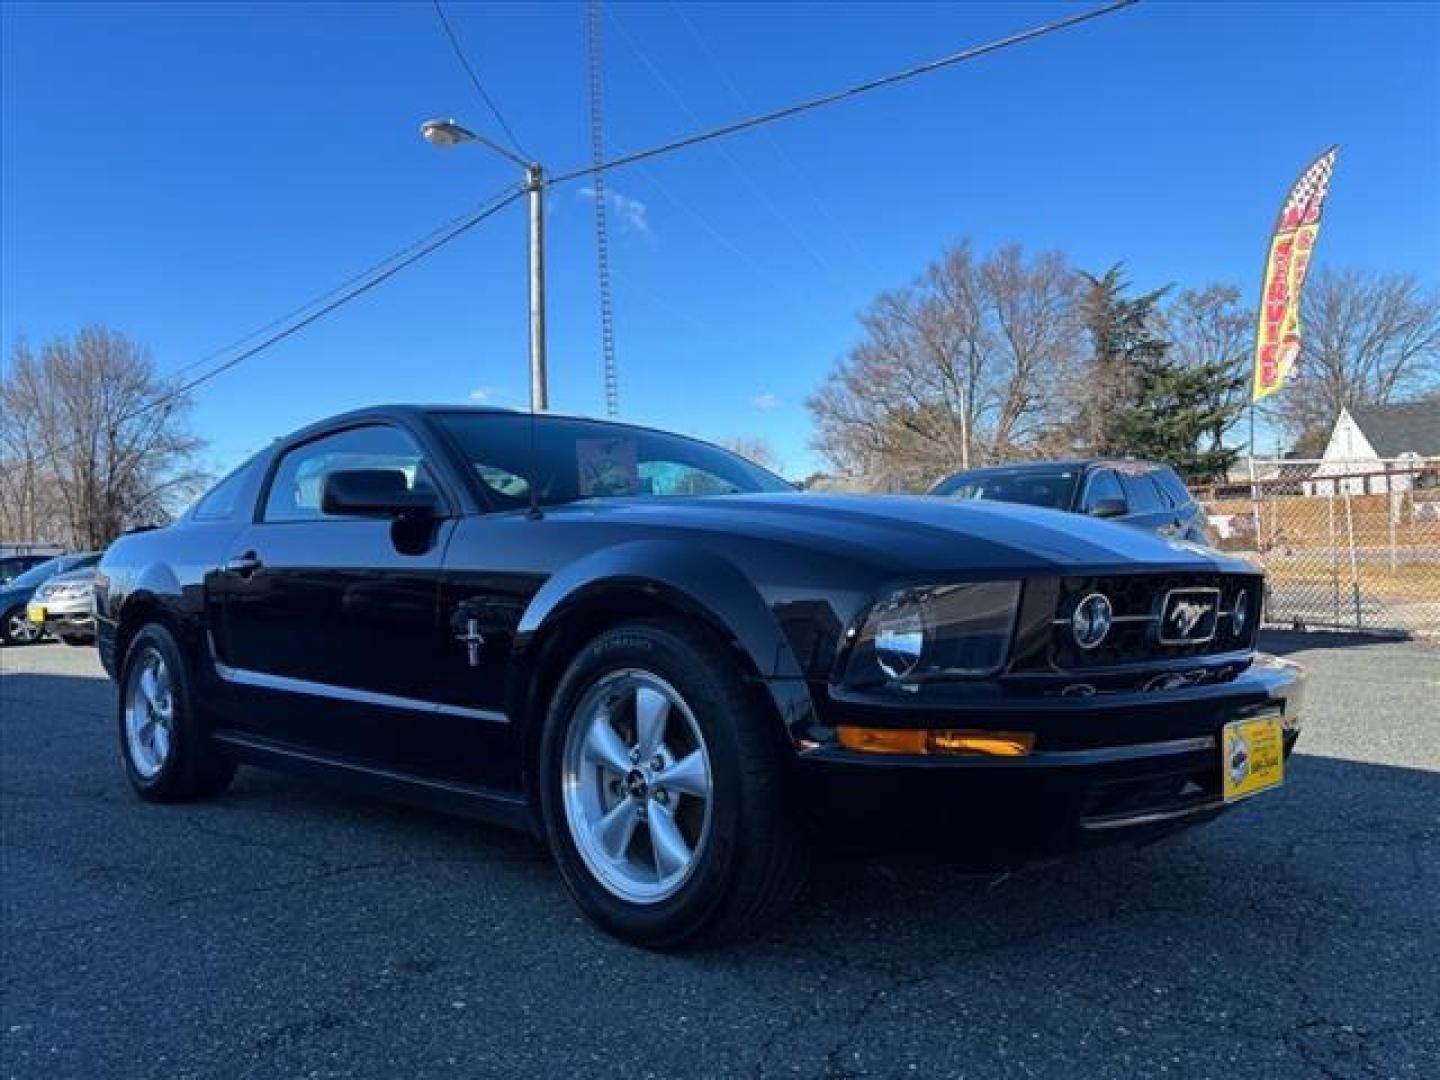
[
  {"left": 435, "top": 413, "right": 792, "bottom": 510},
  {"left": 6, "top": 557, "right": 63, "bottom": 589},
  {"left": 932, "top": 469, "right": 1080, "bottom": 510}
]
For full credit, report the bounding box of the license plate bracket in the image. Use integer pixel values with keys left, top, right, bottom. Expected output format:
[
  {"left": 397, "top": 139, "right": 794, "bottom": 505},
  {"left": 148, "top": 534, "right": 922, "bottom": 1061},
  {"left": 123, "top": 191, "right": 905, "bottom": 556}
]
[{"left": 1222, "top": 715, "right": 1285, "bottom": 802}]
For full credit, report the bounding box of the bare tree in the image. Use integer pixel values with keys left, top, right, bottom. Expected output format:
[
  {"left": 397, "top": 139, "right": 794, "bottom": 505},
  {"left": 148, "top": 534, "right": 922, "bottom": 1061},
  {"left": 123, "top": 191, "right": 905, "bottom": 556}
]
[
  {"left": 1277, "top": 268, "right": 1440, "bottom": 448},
  {"left": 1164, "top": 283, "right": 1253, "bottom": 451},
  {"left": 0, "top": 328, "right": 208, "bottom": 550},
  {"left": 808, "top": 241, "right": 1081, "bottom": 490},
  {"left": 718, "top": 435, "right": 784, "bottom": 475}
]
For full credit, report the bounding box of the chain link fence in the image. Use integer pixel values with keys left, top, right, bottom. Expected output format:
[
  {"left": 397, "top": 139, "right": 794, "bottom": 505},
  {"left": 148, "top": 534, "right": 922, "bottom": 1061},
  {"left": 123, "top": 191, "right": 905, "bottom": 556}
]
[{"left": 1198, "top": 457, "right": 1440, "bottom": 638}]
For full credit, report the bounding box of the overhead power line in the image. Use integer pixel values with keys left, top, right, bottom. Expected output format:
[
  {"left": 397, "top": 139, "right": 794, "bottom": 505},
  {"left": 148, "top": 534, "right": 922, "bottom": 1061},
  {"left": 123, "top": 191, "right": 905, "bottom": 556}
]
[
  {"left": 430, "top": 0, "right": 533, "bottom": 166},
  {"left": 34, "top": 186, "right": 525, "bottom": 466},
  {"left": 549, "top": 0, "right": 1138, "bottom": 186}
]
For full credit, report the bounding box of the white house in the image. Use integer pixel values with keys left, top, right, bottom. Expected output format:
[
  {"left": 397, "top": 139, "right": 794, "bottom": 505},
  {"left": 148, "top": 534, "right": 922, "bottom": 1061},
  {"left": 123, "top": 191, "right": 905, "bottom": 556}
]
[{"left": 1304, "top": 401, "right": 1440, "bottom": 496}]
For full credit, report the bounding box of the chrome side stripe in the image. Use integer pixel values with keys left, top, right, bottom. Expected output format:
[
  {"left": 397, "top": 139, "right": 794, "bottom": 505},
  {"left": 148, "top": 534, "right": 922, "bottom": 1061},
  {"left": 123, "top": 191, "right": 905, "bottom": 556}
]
[{"left": 211, "top": 659, "right": 507, "bottom": 724}]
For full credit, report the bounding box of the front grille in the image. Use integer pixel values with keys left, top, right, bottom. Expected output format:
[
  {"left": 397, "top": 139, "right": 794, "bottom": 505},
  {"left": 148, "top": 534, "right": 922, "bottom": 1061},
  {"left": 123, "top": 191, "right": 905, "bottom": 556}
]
[
  {"left": 1080, "top": 764, "right": 1220, "bottom": 825},
  {"left": 1046, "top": 572, "right": 1260, "bottom": 670}
]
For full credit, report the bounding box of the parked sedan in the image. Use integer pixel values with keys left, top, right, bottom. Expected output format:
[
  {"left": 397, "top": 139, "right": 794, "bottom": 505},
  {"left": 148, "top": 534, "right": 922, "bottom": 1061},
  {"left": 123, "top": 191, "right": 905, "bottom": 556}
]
[
  {"left": 97, "top": 406, "right": 1301, "bottom": 946},
  {"left": 1, "top": 553, "right": 57, "bottom": 585},
  {"left": 931, "top": 459, "right": 1211, "bottom": 544},
  {"left": 0, "top": 553, "right": 100, "bottom": 645},
  {"left": 27, "top": 566, "right": 99, "bottom": 646}
]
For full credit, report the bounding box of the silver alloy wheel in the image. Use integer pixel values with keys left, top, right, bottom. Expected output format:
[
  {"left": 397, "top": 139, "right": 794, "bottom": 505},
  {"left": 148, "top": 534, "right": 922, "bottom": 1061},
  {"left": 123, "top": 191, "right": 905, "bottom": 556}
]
[
  {"left": 7, "top": 612, "right": 41, "bottom": 644},
  {"left": 561, "top": 668, "right": 713, "bottom": 905},
  {"left": 124, "top": 647, "right": 175, "bottom": 780}
]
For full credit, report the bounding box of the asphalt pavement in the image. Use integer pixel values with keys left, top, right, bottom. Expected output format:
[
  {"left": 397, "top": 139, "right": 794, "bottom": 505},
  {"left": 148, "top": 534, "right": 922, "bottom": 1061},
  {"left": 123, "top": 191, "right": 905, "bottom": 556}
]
[{"left": 2, "top": 632, "right": 1436, "bottom": 1079}]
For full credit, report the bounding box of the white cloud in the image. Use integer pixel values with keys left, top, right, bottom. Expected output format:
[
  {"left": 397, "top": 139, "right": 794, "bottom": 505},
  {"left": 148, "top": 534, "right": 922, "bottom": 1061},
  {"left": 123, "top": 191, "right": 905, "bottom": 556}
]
[
  {"left": 578, "top": 186, "right": 652, "bottom": 237},
  {"left": 750, "top": 392, "right": 780, "bottom": 411}
]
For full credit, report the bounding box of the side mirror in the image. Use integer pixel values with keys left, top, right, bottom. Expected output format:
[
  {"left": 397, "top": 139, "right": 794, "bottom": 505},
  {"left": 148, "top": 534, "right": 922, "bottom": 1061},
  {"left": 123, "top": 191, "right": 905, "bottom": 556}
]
[
  {"left": 321, "top": 469, "right": 435, "bottom": 519},
  {"left": 1088, "top": 497, "right": 1128, "bottom": 519}
]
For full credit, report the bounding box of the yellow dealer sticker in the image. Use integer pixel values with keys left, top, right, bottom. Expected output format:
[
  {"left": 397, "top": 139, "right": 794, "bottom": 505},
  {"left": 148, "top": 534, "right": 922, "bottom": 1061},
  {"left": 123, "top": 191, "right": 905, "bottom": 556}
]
[
  {"left": 1222, "top": 716, "right": 1285, "bottom": 803},
  {"left": 26, "top": 603, "right": 46, "bottom": 624}
]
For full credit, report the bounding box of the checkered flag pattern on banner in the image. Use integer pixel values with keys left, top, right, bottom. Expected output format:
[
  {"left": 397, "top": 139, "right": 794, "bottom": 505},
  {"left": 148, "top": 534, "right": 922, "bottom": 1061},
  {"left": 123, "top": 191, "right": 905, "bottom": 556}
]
[{"left": 1284, "top": 148, "right": 1337, "bottom": 226}]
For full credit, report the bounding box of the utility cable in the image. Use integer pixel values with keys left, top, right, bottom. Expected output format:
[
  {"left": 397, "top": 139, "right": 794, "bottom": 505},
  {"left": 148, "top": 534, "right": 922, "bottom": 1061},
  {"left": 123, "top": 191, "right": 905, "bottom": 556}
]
[
  {"left": 549, "top": 0, "right": 1138, "bottom": 186},
  {"left": 431, "top": 0, "right": 531, "bottom": 162},
  {"left": 28, "top": 186, "right": 525, "bottom": 465}
]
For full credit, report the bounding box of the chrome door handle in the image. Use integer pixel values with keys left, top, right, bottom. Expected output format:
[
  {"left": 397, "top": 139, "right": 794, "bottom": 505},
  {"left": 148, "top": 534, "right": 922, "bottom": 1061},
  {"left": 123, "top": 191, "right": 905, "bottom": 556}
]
[{"left": 225, "top": 552, "right": 262, "bottom": 576}]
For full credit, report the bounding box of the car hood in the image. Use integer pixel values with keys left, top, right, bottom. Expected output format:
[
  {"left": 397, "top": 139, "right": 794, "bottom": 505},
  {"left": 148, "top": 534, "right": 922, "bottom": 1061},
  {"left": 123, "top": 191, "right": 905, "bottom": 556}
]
[
  {"left": 35, "top": 569, "right": 95, "bottom": 595},
  {"left": 544, "top": 493, "right": 1251, "bottom": 576}
]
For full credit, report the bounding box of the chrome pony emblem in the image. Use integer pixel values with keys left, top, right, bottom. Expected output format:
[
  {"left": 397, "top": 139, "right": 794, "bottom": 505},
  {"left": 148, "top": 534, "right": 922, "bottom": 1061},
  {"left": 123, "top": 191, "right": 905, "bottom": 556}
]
[
  {"left": 1071, "top": 593, "right": 1112, "bottom": 650},
  {"left": 1170, "top": 601, "right": 1210, "bottom": 638},
  {"left": 1159, "top": 588, "right": 1221, "bottom": 645}
]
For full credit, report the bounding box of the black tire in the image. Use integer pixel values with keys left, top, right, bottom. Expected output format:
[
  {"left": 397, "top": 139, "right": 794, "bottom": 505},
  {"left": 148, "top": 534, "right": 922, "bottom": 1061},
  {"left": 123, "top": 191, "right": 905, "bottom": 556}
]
[
  {"left": 538, "top": 619, "right": 808, "bottom": 948},
  {"left": 2, "top": 606, "right": 42, "bottom": 646},
  {"left": 117, "top": 623, "right": 236, "bottom": 802}
]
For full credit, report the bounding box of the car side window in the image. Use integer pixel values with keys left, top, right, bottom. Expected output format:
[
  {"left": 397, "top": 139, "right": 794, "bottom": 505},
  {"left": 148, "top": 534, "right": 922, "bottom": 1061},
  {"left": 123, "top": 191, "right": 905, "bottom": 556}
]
[
  {"left": 1080, "top": 469, "right": 1124, "bottom": 511},
  {"left": 263, "top": 425, "right": 434, "bottom": 523},
  {"left": 1155, "top": 467, "right": 1193, "bottom": 509},
  {"left": 1118, "top": 471, "right": 1165, "bottom": 514}
]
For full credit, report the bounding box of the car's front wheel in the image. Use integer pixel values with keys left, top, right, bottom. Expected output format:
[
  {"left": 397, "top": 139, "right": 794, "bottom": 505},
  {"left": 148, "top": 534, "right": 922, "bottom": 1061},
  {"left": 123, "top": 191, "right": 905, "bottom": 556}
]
[
  {"left": 2, "top": 607, "right": 42, "bottom": 646},
  {"left": 539, "top": 619, "right": 807, "bottom": 948},
  {"left": 118, "top": 623, "right": 236, "bottom": 802}
]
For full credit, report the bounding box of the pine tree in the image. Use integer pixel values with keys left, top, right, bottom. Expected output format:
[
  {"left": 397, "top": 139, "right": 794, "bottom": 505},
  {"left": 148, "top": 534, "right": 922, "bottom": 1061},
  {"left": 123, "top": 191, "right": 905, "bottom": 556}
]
[
  {"left": 1078, "top": 266, "right": 1245, "bottom": 481},
  {"left": 1076, "top": 266, "right": 1170, "bottom": 454}
]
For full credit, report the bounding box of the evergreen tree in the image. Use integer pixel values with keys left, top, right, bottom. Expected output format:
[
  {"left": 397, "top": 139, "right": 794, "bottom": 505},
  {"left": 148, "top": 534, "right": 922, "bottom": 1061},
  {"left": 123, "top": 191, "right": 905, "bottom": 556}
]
[
  {"left": 1110, "top": 355, "right": 1245, "bottom": 479},
  {"left": 1077, "top": 266, "right": 1245, "bottom": 481},
  {"left": 1076, "top": 266, "right": 1170, "bottom": 454}
]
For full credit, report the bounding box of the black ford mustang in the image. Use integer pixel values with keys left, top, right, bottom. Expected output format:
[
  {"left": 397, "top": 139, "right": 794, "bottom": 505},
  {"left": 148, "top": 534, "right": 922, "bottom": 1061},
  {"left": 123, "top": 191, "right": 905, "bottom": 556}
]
[{"left": 96, "top": 406, "right": 1303, "bottom": 946}]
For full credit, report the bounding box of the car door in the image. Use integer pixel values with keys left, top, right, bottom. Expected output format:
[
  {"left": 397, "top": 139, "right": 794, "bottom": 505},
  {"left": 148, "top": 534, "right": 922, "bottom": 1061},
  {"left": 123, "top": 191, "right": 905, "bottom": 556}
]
[{"left": 212, "top": 422, "right": 459, "bottom": 772}]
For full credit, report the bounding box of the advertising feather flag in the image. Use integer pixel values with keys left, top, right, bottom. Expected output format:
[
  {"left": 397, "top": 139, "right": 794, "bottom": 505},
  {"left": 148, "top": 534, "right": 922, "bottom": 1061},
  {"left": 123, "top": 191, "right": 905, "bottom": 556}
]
[{"left": 1252, "top": 146, "right": 1338, "bottom": 403}]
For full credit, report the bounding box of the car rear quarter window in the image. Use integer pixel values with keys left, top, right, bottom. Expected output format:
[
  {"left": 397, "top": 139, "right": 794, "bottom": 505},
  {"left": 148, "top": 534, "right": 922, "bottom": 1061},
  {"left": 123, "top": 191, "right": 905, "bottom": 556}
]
[
  {"left": 1155, "top": 467, "right": 1194, "bottom": 509},
  {"left": 193, "top": 457, "right": 260, "bottom": 522}
]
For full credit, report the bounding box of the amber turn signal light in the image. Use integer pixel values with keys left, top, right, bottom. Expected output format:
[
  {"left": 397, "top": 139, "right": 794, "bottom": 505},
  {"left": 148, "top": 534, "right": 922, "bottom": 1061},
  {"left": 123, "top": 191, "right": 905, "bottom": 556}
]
[{"left": 836, "top": 726, "right": 1034, "bottom": 757}]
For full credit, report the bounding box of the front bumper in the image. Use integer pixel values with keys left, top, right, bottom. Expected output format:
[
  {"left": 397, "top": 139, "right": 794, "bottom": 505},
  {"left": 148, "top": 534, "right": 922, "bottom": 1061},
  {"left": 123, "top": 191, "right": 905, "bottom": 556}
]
[
  {"left": 27, "top": 599, "right": 96, "bottom": 639},
  {"left": 791, "top": 654, "right": 1304, "bottom": 862}
]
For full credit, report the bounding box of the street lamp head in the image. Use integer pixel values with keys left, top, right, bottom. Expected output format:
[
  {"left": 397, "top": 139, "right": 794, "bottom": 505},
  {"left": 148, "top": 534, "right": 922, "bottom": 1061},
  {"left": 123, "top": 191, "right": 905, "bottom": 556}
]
[{"left": 419, "top": 118, "right": 476, "bottom": 148}]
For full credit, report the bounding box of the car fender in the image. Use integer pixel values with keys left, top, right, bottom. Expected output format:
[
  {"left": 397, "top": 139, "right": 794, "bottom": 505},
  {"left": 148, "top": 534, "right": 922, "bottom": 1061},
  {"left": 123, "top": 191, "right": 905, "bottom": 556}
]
[
  {"left": 512, "top": 539, "right": 816, "bottom": 744},
  {"left": 110, "top": 561, "right": 204, "bottom": 658}
]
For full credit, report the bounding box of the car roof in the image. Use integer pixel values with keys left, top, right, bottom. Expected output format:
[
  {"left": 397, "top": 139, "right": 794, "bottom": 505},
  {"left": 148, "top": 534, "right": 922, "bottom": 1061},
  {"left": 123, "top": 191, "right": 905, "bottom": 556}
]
[
  {"left": 277, "top": 404, "right": 746, "bottom": 459},
  {"left": 945, "top": 459, "right": 1165, "bottom": 477}
]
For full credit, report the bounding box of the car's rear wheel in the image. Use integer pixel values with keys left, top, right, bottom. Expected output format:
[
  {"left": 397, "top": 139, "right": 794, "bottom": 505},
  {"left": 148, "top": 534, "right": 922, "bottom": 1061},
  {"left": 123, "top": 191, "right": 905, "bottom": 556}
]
[
  {"left": 539, "top": 619, "right": 807, "bottom": 948},
  {"left": 2, "top": 607, "right": 42, "bottom": 646},
  {"left": 118, "top": 623, "right": 236, "bottom": 802}
]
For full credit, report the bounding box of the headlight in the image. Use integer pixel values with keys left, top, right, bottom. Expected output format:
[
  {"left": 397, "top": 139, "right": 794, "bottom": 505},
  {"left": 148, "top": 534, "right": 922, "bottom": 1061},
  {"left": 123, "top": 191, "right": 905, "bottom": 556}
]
[{"left": 846, "top": 581, "right": 1021, "bottom": 687}]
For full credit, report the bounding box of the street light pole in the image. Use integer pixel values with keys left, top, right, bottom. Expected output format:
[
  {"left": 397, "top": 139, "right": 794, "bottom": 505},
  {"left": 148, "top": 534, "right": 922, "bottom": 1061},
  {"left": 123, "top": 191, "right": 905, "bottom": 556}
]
[
  {"left": 420, "top": 118, "right": 548, "bottom": 412},
  {"left": 525, "top": 163, "right": 548, "bottom": 413}
]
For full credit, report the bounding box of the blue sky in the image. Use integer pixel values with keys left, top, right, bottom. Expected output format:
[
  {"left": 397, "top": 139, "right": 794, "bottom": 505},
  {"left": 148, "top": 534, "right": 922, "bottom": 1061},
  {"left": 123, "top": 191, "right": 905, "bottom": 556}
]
[{"left": 3, "top": 1, "right": 1437, "bottom": 478}]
